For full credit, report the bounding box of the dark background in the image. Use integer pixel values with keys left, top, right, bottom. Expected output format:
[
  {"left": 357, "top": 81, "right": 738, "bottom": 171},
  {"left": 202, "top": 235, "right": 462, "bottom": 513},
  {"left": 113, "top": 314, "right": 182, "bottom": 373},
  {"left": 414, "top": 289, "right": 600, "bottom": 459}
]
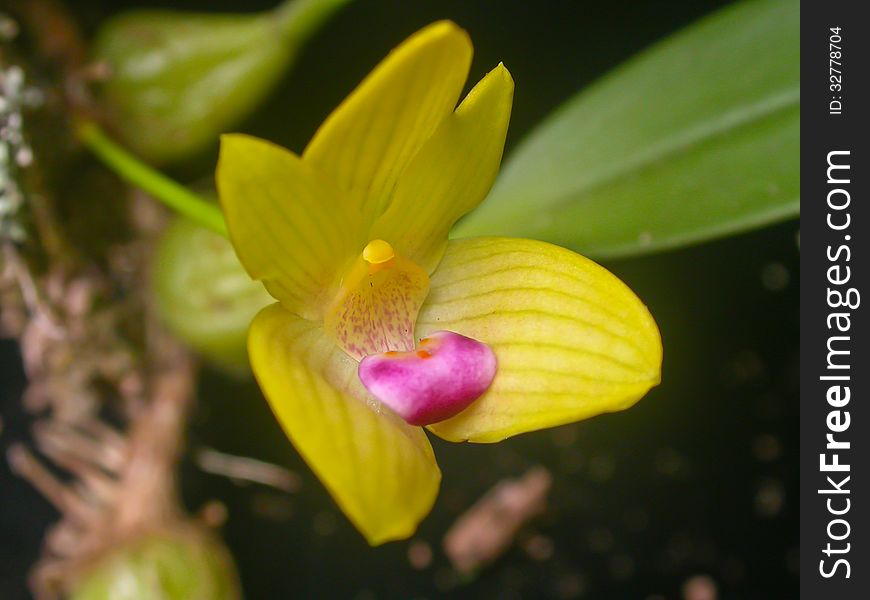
[{"left": 1, "top": 0, "right": 799, "bottom": 598}]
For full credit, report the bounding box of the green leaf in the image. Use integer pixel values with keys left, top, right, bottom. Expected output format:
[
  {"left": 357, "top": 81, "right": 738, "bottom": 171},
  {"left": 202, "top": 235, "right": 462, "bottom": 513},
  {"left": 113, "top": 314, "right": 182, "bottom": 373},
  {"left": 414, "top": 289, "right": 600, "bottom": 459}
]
[
  {"left": 92, "top": 0, "right": 352, "bottom": 166},
  {"left": 455, "top": 0, "right": 799, "bottom": 258}
]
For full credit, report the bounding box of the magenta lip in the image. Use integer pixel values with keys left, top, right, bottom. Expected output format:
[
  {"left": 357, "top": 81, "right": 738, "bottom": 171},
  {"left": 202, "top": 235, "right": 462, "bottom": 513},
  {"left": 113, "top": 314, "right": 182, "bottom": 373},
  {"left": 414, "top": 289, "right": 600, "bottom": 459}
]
[{"left": 358, "top": 331, "right": 497, "bottom": 426}]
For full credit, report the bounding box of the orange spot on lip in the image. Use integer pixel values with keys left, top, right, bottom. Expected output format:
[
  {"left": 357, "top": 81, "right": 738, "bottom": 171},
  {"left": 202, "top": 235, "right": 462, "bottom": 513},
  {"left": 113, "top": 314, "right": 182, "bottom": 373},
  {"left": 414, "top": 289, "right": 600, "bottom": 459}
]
[
  {"left": 385, "top": 351, "right": 398, "bottom": 356},
  {"left": 416, "top": 350, "right": 431, "bottom": 359}
]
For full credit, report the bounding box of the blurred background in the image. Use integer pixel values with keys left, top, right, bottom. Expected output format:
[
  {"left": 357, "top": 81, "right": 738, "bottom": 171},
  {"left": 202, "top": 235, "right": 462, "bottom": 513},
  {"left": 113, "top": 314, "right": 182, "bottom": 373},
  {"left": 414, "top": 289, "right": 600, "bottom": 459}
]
[{"left": 1, "top": 0, "right": 798, "bottom": 598}]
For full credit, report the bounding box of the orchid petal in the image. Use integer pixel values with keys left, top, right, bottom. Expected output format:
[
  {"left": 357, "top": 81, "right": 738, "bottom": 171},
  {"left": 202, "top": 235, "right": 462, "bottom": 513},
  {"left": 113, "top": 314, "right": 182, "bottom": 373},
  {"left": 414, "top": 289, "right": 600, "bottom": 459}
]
[
  {"left": 248, "top": 304, "right": 441, "bottom": 544},
  {"left": 372, "top": 63, "right": 514, "bottom": 273},
  {"left": 217, "top": 134, "right": 361, "bottom": 319},
  {"left": 303, "top": 21, "right": 473, "bottom": 224},
  {"left": 325, "top": 250, "right": 430, "bottom": 360},
  {"left": 418, "top": 238, "right": 662, "bottom": 443}
]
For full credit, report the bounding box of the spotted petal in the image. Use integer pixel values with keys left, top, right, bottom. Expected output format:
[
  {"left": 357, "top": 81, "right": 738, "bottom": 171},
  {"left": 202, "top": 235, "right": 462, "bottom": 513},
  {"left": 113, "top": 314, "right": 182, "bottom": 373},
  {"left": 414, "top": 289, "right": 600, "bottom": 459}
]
[
  {"left": 248, "top": 304, "right": 441, "bottom": 544},
  {"left": 325, "top": 251, "right": 430, "bottom": 360},
  {"left": 303, "top": 21, "right": 473, "bottom": 224},
  {"left": 418, "top": 238, "right": 662, "bottom": 443}
]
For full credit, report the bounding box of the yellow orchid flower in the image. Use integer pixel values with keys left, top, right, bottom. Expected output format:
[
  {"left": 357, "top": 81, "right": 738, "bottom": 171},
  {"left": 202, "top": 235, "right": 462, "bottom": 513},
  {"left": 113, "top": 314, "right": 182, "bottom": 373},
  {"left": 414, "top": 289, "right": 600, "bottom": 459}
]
[{"left": 216, "top": 21, "right": 662, "bottom": 545}]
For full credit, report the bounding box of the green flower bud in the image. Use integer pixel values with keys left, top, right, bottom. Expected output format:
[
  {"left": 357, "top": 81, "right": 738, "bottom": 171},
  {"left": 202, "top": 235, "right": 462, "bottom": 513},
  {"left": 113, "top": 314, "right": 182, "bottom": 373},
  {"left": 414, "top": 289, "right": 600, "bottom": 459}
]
[
  {"left": 71, "top": 530, "right": 241, "bottom": 600},
  {"left": 91, "top": 0, "right": 352, "bottom": 165},
  {"left": 152, "top": 217, "right": 271, "bottom": 373}
]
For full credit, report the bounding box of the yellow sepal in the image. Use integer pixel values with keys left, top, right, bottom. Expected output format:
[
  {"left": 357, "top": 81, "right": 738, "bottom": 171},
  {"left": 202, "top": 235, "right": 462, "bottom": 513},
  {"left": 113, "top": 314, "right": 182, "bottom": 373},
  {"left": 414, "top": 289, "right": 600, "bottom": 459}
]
[
  {"left": 303, "top": 21, "right": 473, "bottom": 225},
  {"left": 248, "top": 304, "right": 441, "bottom": 544},
  {"left": 217, "top": 134, "right": 362, "bottom": 318},
  {"left": 372, "top": 63, "right": 514, "bottom": 273}
]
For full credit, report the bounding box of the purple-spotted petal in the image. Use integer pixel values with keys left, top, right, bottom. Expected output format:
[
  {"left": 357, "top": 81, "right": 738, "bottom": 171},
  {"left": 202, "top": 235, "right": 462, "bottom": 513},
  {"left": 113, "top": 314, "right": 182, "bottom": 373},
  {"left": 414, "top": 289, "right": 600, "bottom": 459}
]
[{"left": 358, "top": 331, "right": 497, "bottom": 426}]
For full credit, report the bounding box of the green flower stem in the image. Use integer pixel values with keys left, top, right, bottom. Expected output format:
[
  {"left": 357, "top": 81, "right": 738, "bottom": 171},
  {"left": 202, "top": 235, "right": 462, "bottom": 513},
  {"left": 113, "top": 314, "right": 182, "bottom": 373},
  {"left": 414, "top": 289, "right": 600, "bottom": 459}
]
[
  {"left": 76, "top": 121, "right": 228, "bottom": 236},
  {"left": 275, "top": 0, "right": 354, "bottom": 41}
]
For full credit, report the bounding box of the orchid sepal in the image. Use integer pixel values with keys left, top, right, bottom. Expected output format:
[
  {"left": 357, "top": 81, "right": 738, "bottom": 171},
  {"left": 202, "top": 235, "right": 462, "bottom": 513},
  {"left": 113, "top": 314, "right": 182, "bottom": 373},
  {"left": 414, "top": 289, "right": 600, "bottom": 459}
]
[{"left": 248, "top": 304, "right": 441, "bottom": 545}]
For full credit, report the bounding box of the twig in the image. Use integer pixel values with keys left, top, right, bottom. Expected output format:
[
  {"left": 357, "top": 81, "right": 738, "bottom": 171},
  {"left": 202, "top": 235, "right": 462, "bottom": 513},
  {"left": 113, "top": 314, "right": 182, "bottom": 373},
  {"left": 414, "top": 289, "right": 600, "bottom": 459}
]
[
  {"left": 195, "top": 447, "right": 302, "bottom": 493},
  {"left": 443, "top": 466, "right": 553, "bottom": 574},
  {"left": 6, "top": 444, "right": 99, "bottom": 523},
  {"left": 3, "top": 243, "right": 61, "bottom": 331}
]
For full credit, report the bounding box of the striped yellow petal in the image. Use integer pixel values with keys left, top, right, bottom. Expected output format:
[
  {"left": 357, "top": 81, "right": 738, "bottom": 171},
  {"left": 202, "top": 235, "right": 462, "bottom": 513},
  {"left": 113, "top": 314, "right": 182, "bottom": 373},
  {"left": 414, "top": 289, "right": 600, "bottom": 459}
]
[
  {"left": 302, "top": 21, "right": 472, "bottom": 224},
  {"left": 248, "top": 304, "right": 441, "bottom": 544},
  {"left": 372, "top": 64, "right": 514, "bottom": 273},
  {"left": 418, "top": 238, "right": 662, "bottom": 443},
  {"left": 217, "top": 134, "right": 361, "bottom": 319}
]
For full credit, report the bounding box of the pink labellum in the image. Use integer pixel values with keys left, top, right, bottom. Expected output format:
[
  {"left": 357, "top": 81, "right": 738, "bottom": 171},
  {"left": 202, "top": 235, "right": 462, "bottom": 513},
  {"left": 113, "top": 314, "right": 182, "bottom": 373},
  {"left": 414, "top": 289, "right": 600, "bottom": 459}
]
[{"left": 358, "top": 331, "right": 498, "bottom": 426}]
